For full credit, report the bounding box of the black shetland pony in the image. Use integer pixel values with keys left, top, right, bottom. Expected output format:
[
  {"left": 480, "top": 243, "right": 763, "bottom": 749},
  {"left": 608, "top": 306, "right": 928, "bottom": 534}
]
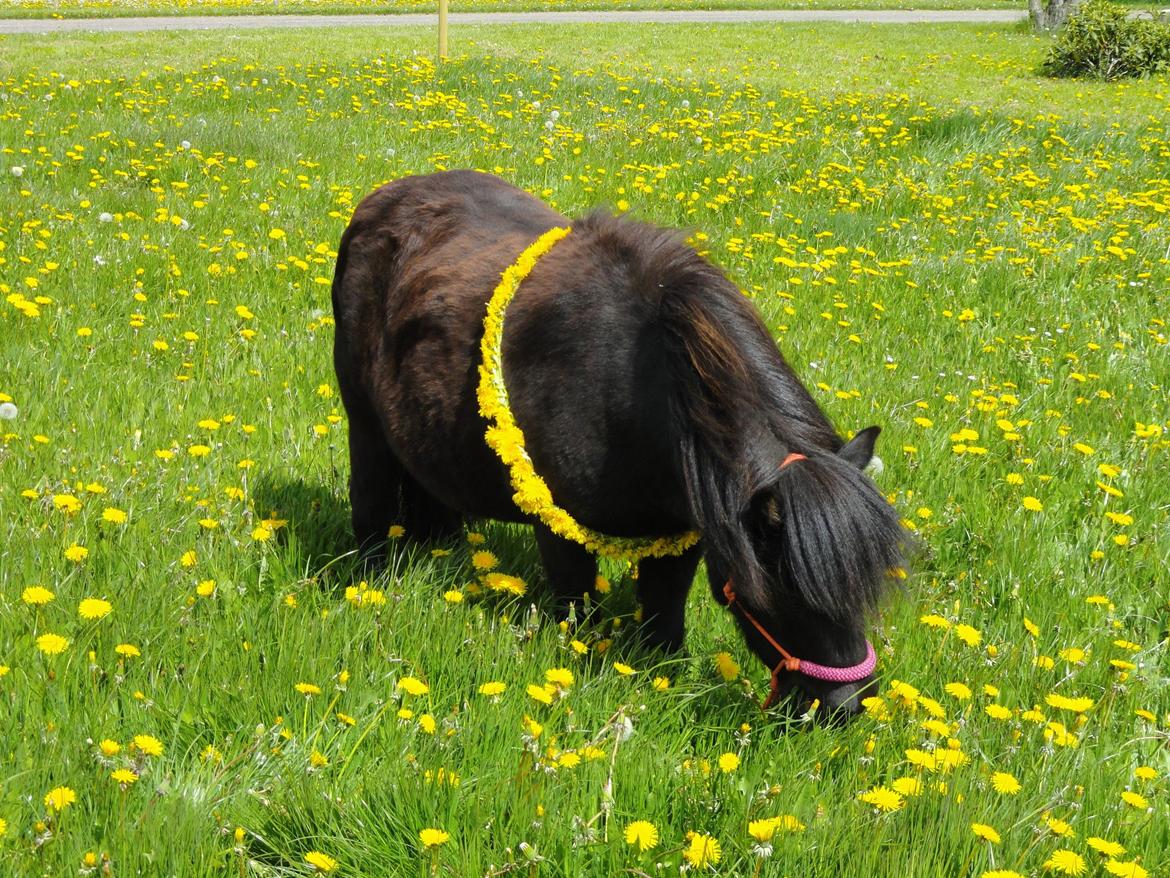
[{"left": 332, "top": 171, "right": 905, "bottom": 717}]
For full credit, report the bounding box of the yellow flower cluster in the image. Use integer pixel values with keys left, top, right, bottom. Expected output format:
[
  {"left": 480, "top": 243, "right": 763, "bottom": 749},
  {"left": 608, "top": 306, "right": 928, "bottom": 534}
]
[{"left": 476, "top": 226, "right": 700, "bottom": 561}]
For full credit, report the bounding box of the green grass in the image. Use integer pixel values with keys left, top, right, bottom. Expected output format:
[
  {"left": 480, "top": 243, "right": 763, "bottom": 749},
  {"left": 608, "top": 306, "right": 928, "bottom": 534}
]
[
  {"left": 0, "top": 0, "right": 1029, "bottom": 23},
  {"left": 1, "top": 21, "right": 1168, "bottom": 878}
]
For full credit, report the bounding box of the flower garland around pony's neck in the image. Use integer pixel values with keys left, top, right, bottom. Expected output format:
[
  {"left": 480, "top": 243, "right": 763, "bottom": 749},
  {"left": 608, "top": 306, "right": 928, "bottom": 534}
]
[{"left": 476, "top": 225, "right": 701, "bottom": 562}]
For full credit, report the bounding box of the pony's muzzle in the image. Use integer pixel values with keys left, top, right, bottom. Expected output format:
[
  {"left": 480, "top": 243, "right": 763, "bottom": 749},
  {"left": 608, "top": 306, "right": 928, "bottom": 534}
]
[
  {"left": 779, "top": 673, "right": 877, "bottom": 724},
  {"left": 816, "top": 675, "right": 878, "bottom": 719}
]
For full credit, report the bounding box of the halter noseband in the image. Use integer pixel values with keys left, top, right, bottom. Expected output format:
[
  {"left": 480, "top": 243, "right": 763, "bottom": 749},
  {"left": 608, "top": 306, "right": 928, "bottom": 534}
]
[{"left": 722, "top": 451, "right": 878, "bottom": 710}]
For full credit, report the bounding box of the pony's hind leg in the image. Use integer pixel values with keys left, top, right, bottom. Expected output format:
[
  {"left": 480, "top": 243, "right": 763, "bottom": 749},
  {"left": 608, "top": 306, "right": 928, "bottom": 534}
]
[
  {"left": 533, "top": 525, "right": 598, "bottom": 618},
  {"left": 636, "top": 545, "right": 701, "bottom": 652},
  {"left": 342, "top": 395, "right": 403, "bottom": 560},
  {"left": 342, "top": 399, "right": 462, "bottom": 556}
]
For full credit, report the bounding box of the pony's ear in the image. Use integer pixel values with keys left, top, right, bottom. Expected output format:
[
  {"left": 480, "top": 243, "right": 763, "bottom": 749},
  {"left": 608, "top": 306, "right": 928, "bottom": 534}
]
[{"left": 839, "top": 426, "right": 881, "bottom": 470}]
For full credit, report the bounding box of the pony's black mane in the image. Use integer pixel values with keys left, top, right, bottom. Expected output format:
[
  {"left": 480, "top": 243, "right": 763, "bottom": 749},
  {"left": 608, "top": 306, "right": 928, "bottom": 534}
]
[{"left": 575, "top": 211, "right": 905, "bottom": 627}]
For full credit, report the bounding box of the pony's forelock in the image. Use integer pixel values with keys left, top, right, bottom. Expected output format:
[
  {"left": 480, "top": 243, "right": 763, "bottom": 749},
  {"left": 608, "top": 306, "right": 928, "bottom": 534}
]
[{"left": 766, "top": 451, "right": 905, "bottom": 626}]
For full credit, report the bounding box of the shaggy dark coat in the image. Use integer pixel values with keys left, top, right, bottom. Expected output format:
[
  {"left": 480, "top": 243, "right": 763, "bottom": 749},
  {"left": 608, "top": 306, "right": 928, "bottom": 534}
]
[{"left": 332, "top": 170, "right": 904, "bottom": 715}]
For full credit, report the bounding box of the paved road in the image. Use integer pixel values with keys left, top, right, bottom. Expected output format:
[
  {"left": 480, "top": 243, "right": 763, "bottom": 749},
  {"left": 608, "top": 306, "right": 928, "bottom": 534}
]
[{"left": 0, "top": 8, "right": 1028, "bottom": 34}]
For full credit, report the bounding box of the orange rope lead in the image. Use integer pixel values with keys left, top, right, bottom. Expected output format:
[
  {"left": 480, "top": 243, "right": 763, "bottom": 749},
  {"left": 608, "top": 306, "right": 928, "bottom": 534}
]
[{"left": 722, "top": 580, "right": 799, "bottom": 710}]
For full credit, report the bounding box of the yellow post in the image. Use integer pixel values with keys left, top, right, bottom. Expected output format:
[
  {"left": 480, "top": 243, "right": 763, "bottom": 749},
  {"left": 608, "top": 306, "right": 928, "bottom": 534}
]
[{"left": 438, "top": 0, "right": 449, "bottom": 59}]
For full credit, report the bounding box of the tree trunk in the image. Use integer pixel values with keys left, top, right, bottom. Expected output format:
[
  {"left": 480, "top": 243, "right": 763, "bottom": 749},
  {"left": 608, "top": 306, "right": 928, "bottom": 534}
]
[{"left": 1030, "top": 0, "right": 1084, "bottom": 30}]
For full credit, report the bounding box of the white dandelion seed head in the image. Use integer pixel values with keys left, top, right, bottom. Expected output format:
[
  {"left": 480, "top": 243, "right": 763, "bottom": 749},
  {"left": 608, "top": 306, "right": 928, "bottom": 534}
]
[
  {"left": 180, "top": 140, "right": 191, "bottom": 150},
  {"left": 0, "top": 402, "right": 18, "bottom": 420},
  {"left": 866, "top": 455, "right": 884, "bottom": 476},
  {"left": 99, "top": 212, "right": 113, "bottom": 223},
  {"left": 11, "top": 166, "right": 24, "bottom": 177}
]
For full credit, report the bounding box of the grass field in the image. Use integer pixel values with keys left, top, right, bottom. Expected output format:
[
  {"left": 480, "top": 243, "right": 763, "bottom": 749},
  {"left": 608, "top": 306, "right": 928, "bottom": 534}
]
[
  {"left": 1, "top": 20, "right": 1168, "bottom": 878},
  {"left": 0, "top": 0, "right": 1030, "bottom": 23}
]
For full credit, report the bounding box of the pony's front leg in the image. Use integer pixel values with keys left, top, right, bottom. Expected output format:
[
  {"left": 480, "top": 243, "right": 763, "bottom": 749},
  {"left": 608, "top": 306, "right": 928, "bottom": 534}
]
[
  {"left": 636, "top": 544, "right": 702, "bottom": 652},
  {"left": 533, "top": 524, "right": 598, "bottom": 618}
]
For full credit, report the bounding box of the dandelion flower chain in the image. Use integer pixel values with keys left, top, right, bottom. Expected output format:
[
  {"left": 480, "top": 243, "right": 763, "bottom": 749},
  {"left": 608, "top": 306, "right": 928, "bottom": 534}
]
[{"left": 478, "top": 225, "right": 701, "bottom": 562}]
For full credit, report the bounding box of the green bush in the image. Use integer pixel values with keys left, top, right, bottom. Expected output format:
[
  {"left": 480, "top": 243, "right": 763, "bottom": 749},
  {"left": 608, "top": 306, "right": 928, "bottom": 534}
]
[{"left": 1040, "top": 0, "right": 1170, "bottom": 79}]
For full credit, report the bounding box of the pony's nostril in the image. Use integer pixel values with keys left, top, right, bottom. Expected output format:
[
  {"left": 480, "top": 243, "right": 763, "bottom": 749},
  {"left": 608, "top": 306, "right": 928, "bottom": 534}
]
[{"left": 818, "top": 678, "right": 875, "bottom": 719}]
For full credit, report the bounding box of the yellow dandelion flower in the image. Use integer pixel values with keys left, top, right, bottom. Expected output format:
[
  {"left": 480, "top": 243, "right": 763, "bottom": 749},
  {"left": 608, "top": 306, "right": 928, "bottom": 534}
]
[
  {"left": 526, "top": 683, "right": 555, "bottom": 705},
  {"left": 101, "top": 507, "right": 127, "bottom": 525},
  {"left": 111, "top": 769, "right": 138, "bottom": 786},
  {"left": 22, "top": 585, "right": 55, "bottom": 606},
  {"left": 484, "top": 572, "right": 526, "bottom": 596},
  {"left": 479, "top": 681, "right": 506, "bottom": 697},
  {"left": 295, "top": 682, "right": 321, "bottom": 697},
  {"left": 954, "top": 624, "right": 982, "bottom": 647},
  {"left": 64, "top": 544, "right": 89, "bottom": 563},
  {"left": 1120, "top": 791, "right": 1148, "bottom": 809},
  {"left": 1045, "top": 693, "right": 1094, "bottom": 713},
  {"left": 652, "top": 676, "right": 670, "bottom": 691},
  {"left": 718, "top": 752, "right": 740, "bottom": 773},
  {"left": 683, "top": 833, "right": 721, "bottom": 868},
  {"left": 971, "top": 823, "right": 1001, "bottom": 844},
  {"left": 304, "top": 851, "right": 337, "bottom": 872},
  {"left": 773, "top": 815, "right": 805, "bottom": 833},
  {"left": 133, "top": 735, "right": 163, "bottom": 757},
  {"left": 945, "top": 682, "right": 972, "bottom": 701},
  {"left": 78, "top": 598, "right": 113, "bottom": 620},
  {"left": 1022, "top": 496, "right": 1043, "bottom": 511},
  {"left": 613, "top": 661, "right": 635, "bottom": 676},
  {"left": 748, "top": 819, "right": 776, "bottom": 843},
  {"left": 1044, "top": 849, "right": 1086, "bottom": 876},
  {"left": 44, "top": 786, "right": 77, "bottom": 811},
  {"left": 1086, "top": 838, "right": 1125, "bottom": 857},
  {"left": 398, "top": 677, "right": 429, "bottom": 696},
  {"left": 471, "top": 550, "right": 497, "bottom": 570},
  {"left": 115, "top": 643, "right": 140, "bottom": 658},
  {"left": 714, "top": 651, "right": 740, "bottom": 681},
  {"left": 99, "top": 739, "right": 121, "bottom": 756},
  {"left": 905, "top": 749, "right": 937, "bottom": 771},
  {"left": 1104, "top": 860, "right": 1148, "bottom": 878},
  {"left": 858, "top": 786, "right": 905, "bottom": 812},
  {"left": 624, "top": 820, "right": 660, "bottom": 852},
  {"left": 891, "top": 776, "right": 924, "bottom": 797},
  {"left": 36, "top": 633, "right": 69, "bottom": 656},
  {"left": 52, "top": 494, "right": 82, "bottom": 514},
  {"left": 544, "top": 668, "right": 573, "bottom": 688},
  {"left": 419, "top": 828, "right": 449, "bottom": 848},
  {"left": 991, "top": 772, "right": 1021, "bottom": 795}
]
